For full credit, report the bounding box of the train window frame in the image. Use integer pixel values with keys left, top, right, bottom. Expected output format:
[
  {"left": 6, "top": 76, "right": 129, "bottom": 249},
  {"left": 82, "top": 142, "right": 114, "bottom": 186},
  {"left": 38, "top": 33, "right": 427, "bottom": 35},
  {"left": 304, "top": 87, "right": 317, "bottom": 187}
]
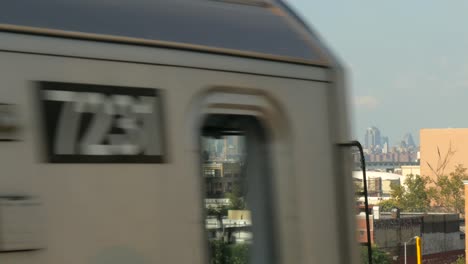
[{"left": 200, "top": 114, "right": 278, "bottom": 264}]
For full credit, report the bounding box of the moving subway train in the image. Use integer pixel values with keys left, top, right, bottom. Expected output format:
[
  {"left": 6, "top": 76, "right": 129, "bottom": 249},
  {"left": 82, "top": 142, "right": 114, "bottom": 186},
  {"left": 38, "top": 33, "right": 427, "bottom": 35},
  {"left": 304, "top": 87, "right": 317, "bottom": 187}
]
[{"left": 0, "top": 0, "right": 359, "bottom": 263}]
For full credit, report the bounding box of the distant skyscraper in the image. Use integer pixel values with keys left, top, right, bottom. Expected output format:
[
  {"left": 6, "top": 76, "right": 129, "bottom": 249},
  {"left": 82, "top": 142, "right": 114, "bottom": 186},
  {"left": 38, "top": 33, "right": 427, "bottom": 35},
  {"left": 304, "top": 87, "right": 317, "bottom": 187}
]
[
  {"left": 381, "top": 136, "right": 389, "bottom": 147},
  {"left": 403, "top": 133, "right": 416, "bottom": 147},
  {"left": 382, "top": 142, "right": 389, "bottom": 154},
  {"left": 364, "top": 127, "right": 381, "bottom": 149}
]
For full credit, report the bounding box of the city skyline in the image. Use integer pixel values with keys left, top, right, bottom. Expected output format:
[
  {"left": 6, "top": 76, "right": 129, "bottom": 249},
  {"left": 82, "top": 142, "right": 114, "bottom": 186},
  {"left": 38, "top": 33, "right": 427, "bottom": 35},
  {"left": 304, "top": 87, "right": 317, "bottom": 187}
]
[
  {"left": 358, "top": 126, "right": 419, "bottom": 148},
  {"left": 288, "top": 0, "right": 468, "bottom": 149}
]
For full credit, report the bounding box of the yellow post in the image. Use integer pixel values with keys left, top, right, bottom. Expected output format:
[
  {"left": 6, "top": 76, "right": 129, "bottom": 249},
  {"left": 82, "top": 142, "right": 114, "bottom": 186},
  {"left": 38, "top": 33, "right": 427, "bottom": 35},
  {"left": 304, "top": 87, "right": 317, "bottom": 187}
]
[{"left": 416, "top": 236, "right": 422, "bottom": 264}]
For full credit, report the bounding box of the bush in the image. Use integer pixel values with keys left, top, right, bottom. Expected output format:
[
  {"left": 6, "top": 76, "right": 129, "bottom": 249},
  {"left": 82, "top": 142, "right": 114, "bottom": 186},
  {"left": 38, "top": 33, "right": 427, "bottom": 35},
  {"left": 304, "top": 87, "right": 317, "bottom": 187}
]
[
  {"left": 451, "top": 255, "right": 465, "bottom": 264},
  {"left": 378, "top": 199, "right": 399, "bottom": 212},
  {"left": 226, "top": 244, "right": 250, "bottom": 264},
  {"left": 206, "top": 205, "right": 228, "bottom": 217},
  {"left": 209, "top": 240, "right": 250, "bottom": 264},
  {"left": 360, "top": 246, "right": 391, "bottom": 264}
]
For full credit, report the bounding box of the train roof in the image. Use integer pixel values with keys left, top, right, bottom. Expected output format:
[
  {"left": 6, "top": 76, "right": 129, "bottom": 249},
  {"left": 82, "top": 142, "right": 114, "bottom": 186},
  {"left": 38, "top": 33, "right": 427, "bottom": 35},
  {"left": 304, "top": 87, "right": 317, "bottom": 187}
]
[{"left": 0, "top": 0, "right": 336, "bottom": 66}]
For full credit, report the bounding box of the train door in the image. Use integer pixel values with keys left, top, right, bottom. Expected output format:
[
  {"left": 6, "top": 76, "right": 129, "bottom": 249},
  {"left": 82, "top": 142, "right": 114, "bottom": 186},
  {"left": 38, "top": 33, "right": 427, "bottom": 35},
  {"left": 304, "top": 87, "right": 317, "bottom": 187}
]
[
  {"left": 187, "top": 89, "right": 295, "bottom": 264},
  {"left": 200, "top": 114, "right": 275, "bottom": 264},
  {"left": 185, "top": 70, "right": 356, "bottom": 264}
]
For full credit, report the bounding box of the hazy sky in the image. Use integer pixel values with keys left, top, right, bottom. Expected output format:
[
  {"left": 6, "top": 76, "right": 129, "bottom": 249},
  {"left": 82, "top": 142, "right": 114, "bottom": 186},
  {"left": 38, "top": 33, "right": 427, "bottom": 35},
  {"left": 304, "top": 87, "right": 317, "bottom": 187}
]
[{"left": 287, "top": 1, "right": 468, "bottom": 145}]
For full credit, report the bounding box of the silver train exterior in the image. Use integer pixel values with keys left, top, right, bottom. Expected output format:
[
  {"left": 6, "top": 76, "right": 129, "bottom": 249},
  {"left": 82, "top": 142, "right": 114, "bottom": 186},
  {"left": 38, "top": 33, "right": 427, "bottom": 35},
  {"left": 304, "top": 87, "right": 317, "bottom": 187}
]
[{"left": 0, "top": 0, "right": 358, "bottom": 263}]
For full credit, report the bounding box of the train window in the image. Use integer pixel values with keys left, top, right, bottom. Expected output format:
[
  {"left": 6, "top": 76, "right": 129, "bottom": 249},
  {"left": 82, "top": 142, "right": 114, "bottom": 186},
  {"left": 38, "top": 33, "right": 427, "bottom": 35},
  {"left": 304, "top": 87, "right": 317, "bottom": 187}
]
[{"left": 201, "top": 114, "right": 276, "bottom": 264}]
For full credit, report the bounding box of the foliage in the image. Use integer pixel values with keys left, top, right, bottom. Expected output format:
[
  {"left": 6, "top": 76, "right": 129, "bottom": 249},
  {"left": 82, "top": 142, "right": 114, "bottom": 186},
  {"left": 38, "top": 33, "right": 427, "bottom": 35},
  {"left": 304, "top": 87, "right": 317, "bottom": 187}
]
[
  {"left": 451, "top": 255, "right": 465, "bottom": 264},
  {"left": 424, "top": 144, "right": 468, "bottom": 214},
  {"left": 427, "top": 164, "right": 468, "bottom": 214},
  {"left": 354, "top": 181, "right": 364, "bottom": 194},
  {"left": 379, "top": 174, "right": 430, "bottom": 212},
  {"left": 206, "top": 206, "right": 228, "bottom": 239},
  {"left": 226, "top": 184, "right": 246, "bottom": 210},
  {"left": 206, "top": 205, "right": 228, "bottom": 218},
  {"left": 210, "top": 240, "right": 227, "bottom": 264},
  {"left": 209, "top": 240, "right": 250, "bottom": 264},
  {"left": 226, "top": 244, "right": 250, "bottom": 264},
  {"left": 426, "top": 144, "right": 456, "bottom": 178},
  {"left": 380, "top": 145, "right": 467, "bottom": 214},
  {"left": 378, "top": 199, "right": 399, "bottom": 212},
  {"left": 354, "top": 181, "right": 364, "bottom": 208},
  {"left": 360, "top": 246, "right": 391, "bottom": 264},
  {"left": 399, "top": 174, "right": 430, "bottom": 212}
]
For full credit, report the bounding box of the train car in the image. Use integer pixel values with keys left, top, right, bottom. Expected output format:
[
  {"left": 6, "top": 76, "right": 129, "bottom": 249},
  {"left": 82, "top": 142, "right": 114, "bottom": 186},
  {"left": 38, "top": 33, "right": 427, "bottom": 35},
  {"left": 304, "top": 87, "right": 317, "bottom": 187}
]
[{"left": 0, "top": 0, "right": 358, "bottom": 263}]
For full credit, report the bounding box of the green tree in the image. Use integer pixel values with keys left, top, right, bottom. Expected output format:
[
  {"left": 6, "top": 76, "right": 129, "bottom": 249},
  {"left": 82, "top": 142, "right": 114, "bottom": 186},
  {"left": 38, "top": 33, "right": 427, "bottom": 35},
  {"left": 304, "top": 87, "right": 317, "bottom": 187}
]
[
  {"left": 210, "top": 240, "right": 227, "bottom": 264},
  {"left": 360, "top": 246, "right": 391, "bottom": 264},
  {"left": 424, "top": 144, "right": 468, "bottom": 214},
  {"left": 226, "top": 184, "right": 246, "bottom": 210},
  {"left": 207, "top": 205, "right": 228, "bottom": 240},
  {"left": 353, "top": 180, "right": 364, "bottom": 210},
  {"left": 378, "top": 199, "right": 399, "bottom": 212},
  {"left": 227, "top": 244, "right": 250, "bottom": 264},
  {"left": 209, "top": 241, "right": 250, "bottom": 264},
  {"left": 354, "top": 180, "right": 364, "bottom": 194},
  {"left": 379, "top": 174, "right": 429, "bottom": 212},
  {"left": 206, "top": 205, "right": 228, "bottom": 218},
  {"left": 401, "top": 174, "right": 430, "bottom": 212},
  {"left": 451, "top": 255, "right": 465, "bottom": 264},
  {"left": 427, "top": 164, "right": 468, "bottom": 214}
]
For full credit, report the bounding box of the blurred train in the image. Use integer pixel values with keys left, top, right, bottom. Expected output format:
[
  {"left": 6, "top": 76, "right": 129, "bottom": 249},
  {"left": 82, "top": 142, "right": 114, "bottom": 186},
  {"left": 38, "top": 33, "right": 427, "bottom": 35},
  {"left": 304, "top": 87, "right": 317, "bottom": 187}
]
[{"left": 0, "top": 0, "right": 358, "bottom": 263}]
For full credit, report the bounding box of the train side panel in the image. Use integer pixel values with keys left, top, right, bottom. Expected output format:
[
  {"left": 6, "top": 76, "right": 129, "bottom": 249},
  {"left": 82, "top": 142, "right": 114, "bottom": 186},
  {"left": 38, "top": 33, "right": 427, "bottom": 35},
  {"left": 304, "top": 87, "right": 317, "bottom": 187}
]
[{"left": 0, "top": 33, "right": 353, "bottom": 264}]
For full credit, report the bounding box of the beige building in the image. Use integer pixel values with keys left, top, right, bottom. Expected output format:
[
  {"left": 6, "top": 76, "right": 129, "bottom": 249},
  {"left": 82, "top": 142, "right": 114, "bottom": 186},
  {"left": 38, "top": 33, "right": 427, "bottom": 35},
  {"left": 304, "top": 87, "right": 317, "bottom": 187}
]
[
  {"left": 381, "top": 178, "right": 400, "bottom": 196},
  {"left": 400, "top": 165, "right": 421, "bottom": 186},
  {"left": 401, "top": 165, "right": 421, "bottom": 177},
  {"left": 228, "top": 210, "right": 251, "bottom": 221},
  {"left": 420, "top": 128, "right": 468, "bottom": 181},
  {"left": 203, "top": 162, "right": 242, "bottom": 198},
  {"left": 353, "top": 171, "right": 401, "bottom": 198}
]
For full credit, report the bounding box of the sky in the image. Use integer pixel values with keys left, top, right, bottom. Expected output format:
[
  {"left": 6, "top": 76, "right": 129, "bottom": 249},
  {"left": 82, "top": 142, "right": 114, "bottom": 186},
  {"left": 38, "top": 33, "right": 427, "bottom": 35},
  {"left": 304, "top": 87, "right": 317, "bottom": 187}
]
[{"left": 286, "top": 0, "right": 468, "bottom": 145}]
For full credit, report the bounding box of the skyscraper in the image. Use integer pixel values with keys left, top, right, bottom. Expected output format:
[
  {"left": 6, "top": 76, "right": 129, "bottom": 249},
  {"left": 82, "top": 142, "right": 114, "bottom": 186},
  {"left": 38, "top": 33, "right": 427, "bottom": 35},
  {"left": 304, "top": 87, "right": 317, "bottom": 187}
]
[
  {"left": 364, "top": 127, "right": 381, "bottom": 149},
  {"left": 382, "top": 142, "right": 389, "bottom": 154},
  {"left": 403, "top": 133, "right": 416, "bottom": 147},
  {"left": 381, "top": 136, "right": 389, "bottom": 147}
]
